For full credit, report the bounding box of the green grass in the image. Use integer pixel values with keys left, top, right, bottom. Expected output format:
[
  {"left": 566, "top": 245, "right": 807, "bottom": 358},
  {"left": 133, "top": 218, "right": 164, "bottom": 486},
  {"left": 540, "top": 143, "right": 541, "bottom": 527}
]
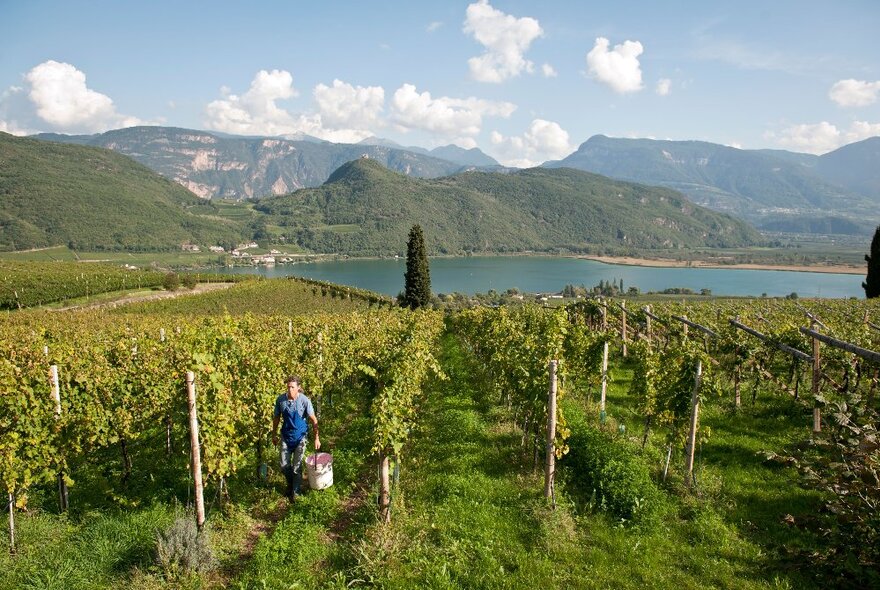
[
  {"left": 230, "top": 399, "right": 375, "bottom": 589},
  {"left": 572, "top": 358, "right": 835, "bottom": 587},
  {"left": 0, "top": 322, "right": 864, "bottom": 588},
  {"left": 334, "top": 334, "right": 831, "bottom": 589},
  {"left": 317, "top": 224, "right": 361, "bottom": 234},
  {"left": 0, "top": 505, "right": 173, "bottom": 590}
]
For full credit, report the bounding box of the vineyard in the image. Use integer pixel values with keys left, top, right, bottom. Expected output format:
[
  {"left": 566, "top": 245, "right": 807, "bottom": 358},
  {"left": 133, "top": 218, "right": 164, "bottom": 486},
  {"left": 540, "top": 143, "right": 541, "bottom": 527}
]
[
  {"left": 0, "top": 277, "right": 879, "bottom": 588},
  {"left": 0, "top": 261, "right": 255, "bottom": 310},
  {"left": 0, "top": 261, "right": 168, "bottom": 309}
]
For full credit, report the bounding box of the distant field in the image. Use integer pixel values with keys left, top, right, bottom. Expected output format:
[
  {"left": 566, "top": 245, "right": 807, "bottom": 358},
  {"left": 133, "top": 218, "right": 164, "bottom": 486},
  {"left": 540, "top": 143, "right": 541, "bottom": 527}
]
[
  {"left": 0, "top": 246, "right": 227, "bottom": 267},
  {"left": 0, "top": 260, "right": 167, "bottom": 309},
  {"left": 317, "top": 223, "right": 361, "bottom": 234},
  {"left": 115, "top": 276, "right": 384, "bottom": 315}
]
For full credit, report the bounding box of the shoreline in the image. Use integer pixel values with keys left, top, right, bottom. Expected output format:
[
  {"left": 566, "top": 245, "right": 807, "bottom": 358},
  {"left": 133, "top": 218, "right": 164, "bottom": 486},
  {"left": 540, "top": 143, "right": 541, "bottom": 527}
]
[
  {"left": 215, "top": 251, "right": 865, "bottom": 276},
  {"left": 577, "top": 254, "right": 864, "bottom": 275}
]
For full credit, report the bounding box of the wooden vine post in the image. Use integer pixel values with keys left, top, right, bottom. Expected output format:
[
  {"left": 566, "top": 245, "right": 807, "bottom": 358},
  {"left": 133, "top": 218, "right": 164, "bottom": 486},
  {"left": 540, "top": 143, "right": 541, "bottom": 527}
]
[
  {"left": 644, "top": 305, "right": 652, "bottom": 341},
  {"left": 379, "top": 452, "right": 391, "bottom": 522},
  {"left": 734, "top": 344, "right": 742, "bottom": 409},
  {"left": 544, "top": 360, "right": 558, "bottom": 504},
  {"left": 734, "top": 316, "right": 741, "bottom": 409},
  {"left": 6, "top": 490, "right": 14, "bottom": 555},
  {"left": 799, "top": 324, "right": 880, "bottom": 428},
  {"left": 50, "top": 365, "right": 68, "bottom": 512},
  {"left": 684, "top": 359, "right": 702, "bottom": 487},
  {"left": 185, "top": 371, "right": 206, "bottom": 530},
  {"left": 600, "top": 341, "right": 609, "bottom": 421},
  {"left": 810, "top": 321, "right": 822, "bottom": 434},
  {"left": 160, "top": 328, "right": 173, "bottom": 457},
  {"left": 600, "top": 299, "right": 607, "bottom": 330},
  {"left": 621, "top": 300, "right": 628, "bottom": 357}
]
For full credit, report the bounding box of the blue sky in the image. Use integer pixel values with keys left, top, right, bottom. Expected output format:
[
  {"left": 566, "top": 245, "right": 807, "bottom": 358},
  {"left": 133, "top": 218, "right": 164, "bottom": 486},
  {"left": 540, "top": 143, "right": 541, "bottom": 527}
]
[{"left": 1, "top": 0, "right": 879, "bottom": 165}]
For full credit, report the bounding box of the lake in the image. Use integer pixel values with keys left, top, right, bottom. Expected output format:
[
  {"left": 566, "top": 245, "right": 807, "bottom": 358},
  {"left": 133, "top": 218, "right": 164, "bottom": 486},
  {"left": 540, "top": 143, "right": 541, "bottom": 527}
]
[{"left": 208, "top": 256, "right": 865, "bottom": 299}]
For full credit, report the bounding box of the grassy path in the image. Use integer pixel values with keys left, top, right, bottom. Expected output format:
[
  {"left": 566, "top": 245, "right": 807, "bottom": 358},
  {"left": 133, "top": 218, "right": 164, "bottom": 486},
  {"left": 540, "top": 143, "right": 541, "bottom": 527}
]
[
  {"left": 339, "top": 333, "right": 812, "bottom": 589},
  {"left": 346, "top": 332, "right": 579, "bottom": 588}
]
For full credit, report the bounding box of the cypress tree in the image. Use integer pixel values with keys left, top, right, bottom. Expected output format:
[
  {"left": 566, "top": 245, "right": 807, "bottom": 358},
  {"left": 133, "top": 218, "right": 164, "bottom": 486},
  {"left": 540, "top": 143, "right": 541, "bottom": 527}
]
[
  {"left": 864, "top": 225, "right": 880, "bottom": 298},
  {"left": 401, "top": 225, "right": 431, "bottom": 309}
]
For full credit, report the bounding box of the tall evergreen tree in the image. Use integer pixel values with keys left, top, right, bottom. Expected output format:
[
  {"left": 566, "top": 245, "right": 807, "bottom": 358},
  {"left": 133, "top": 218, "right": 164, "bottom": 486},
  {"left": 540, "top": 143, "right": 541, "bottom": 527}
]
[
  {"left": 401, "top": 225, "right": 431, "bottom": 309},
  {"left": 864, "top": 225, "right": 880, "bottom": 298}
]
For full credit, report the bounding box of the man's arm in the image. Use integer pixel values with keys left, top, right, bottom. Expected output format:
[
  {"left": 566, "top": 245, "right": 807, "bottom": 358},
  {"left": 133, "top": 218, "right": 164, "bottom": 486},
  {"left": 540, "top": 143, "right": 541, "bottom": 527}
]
[
  {"left": 310, "top": 414, "right": 320, "bottom": 450},
  {"left": 272, "top": 415, "right": 280, "bottom": 446}
]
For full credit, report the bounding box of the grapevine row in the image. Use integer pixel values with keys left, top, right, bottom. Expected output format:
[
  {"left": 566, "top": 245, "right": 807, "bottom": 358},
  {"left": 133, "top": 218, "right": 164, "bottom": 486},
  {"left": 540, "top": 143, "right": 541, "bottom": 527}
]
[{"left": 0, "top": 307, "right": 443, "bottom": 532}]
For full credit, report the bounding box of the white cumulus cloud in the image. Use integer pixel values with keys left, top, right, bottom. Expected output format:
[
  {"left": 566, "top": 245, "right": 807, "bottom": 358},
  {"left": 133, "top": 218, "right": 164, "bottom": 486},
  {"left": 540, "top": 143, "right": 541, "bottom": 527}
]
[
  {"left": 829, "top": 79, "right": 880, "bottom": 107},
  {"left": 426, "top": 21, "right": 443, "bottom": 33},
  {"left": 542, "top": 64, "right": 558, "bottom": 78},
  {"left": 205, "top": 70, "right": 381, "bottom": 143},
  {"left": 0, "top": 60, "right": 147, "bottom": 134},
  {"left": 463, "top": 0, "right": 543, "bottom": 83},
  {"left": 391, "top": 83, "right": 515, "bottom": 139},
  {"left": 205, "top": 69, "right": 299, "bottom": 136},
  {"left": 656, "top": 78, "right": 672, "bottom": 96},
  {"left": 586, "top": 37, "right": 644, "bottom": 94},
  {"left": 314, "top": 79, "right": 384, "bottom": 129},
  {"left": 490, "top": 119, "right": 573, "bottom": 167},
  {"left": 766, "top": 120, "right": 880, "bottom": 154}
]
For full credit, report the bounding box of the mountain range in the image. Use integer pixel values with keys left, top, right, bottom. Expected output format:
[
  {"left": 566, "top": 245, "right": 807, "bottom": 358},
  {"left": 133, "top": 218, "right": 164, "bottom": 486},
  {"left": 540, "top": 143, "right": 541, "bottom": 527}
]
[
  {"left": 32, "top": 126, "right": 499, "bottom": 201},
  {"left": 545, "top": 135, "right": 880, "bottom": 232},
  {"left": 27, "top": 126, "right": 880, "bottom": 236},
  {"left": 357, "top": 136, "right": 501, "bottom": 167},
  {"left": 1, "top": 132, "right": 757, "bottom": 254}
]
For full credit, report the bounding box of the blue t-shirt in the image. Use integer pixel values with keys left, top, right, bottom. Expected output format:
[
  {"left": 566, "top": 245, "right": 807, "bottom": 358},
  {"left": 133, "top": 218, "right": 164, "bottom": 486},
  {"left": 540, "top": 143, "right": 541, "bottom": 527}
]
[{"left": 274, "top": 393, "right": 315, "bottom": 445}]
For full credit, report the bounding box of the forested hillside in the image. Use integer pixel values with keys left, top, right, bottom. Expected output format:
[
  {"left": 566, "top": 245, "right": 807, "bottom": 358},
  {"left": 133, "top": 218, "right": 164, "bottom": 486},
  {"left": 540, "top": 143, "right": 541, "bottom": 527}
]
[
  {"left": 255, "top": 158, "right": 759, "bottom": 255},
  {"left": 0, "top": 133, "right": 242, "bottom": 251}
]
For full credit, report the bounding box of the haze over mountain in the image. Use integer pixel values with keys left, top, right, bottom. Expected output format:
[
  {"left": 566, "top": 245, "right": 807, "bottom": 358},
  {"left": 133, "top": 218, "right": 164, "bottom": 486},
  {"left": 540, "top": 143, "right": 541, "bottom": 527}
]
[
  {"left": 33, "top": 126, "right": 476, "bottom": 200},
  {"left": 0, "top": 132, "right": 241, "bottom": 251},
  {"left": 358, "top": 136, "right": 501, "bottom": 167},
  {"left": 254, "top": 157, "right": 758, "bottom": 256},
  {"left": 545, "top": 135, "right": 878, "bottom": 230},
  {"left": 814, "top": 137, "right": 880, "bottom": 199}
]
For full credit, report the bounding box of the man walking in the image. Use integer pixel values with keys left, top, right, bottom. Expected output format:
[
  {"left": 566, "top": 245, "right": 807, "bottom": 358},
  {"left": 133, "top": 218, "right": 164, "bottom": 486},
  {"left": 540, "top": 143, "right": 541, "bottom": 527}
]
[{"left": 272, "top": 375, "right": 320, "bottom": 501}]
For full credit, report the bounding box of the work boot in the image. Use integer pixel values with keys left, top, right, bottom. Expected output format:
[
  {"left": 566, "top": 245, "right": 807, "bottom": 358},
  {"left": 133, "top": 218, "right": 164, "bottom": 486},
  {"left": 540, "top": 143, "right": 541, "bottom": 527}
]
[{"left": 284, "top": 470, "right": 294, "bottom": 499}]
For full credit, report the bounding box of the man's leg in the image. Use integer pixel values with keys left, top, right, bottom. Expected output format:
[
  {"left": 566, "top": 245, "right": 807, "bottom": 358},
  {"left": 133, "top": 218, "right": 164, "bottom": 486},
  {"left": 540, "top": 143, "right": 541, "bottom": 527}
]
[
  {"left": 291, "top": 438, "right": 307, "bottom": 496},
  {"left": 279, "top": 440, "right": 294, "bottom": 498}
]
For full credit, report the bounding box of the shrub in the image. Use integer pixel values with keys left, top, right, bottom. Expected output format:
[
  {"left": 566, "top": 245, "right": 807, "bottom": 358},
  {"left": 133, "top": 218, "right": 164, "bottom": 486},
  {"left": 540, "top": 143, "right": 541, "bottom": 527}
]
[
  {"left": 162, "top": 272, "right": 180, "bottom": 291},
  {"left": 181, "top": 273, "right": 197, "bottom": 290},
  {"left": 562, "top": 417, "right": 667, "bottom": 525},
  {"left": 155, "top": 512, "right": 215, "bottom": 575}
]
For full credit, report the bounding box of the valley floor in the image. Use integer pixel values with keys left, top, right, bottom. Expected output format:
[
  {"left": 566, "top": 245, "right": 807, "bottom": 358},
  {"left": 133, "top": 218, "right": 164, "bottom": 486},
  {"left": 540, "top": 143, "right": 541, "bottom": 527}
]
[{"left": 579, "top": 254, "right": 864, "bottom": 274}]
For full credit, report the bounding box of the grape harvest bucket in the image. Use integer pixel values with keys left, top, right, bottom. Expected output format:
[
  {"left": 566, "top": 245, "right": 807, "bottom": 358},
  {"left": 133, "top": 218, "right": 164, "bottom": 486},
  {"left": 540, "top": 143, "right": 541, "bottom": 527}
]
[{"left": 305, "top": 452, "right": 333, "bottom": 490}]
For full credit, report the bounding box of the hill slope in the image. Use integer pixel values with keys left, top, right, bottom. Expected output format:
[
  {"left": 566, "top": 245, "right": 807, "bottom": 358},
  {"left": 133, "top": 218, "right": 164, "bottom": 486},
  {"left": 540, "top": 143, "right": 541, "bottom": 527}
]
[
  {"left": 33, "top": 126, "right": 472, "bottom": 200},
  {"left": 815, "top": 136, "right": 880, "bottom": 199},
  {"left": 255, "top": 158, "right": 759, "bottom": 256},
  {"left": 546, "top": 135, "right": 875, "bottom": 223},
  {"left": 0, "top": 132, "right": 242, "bottom": 251}
]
